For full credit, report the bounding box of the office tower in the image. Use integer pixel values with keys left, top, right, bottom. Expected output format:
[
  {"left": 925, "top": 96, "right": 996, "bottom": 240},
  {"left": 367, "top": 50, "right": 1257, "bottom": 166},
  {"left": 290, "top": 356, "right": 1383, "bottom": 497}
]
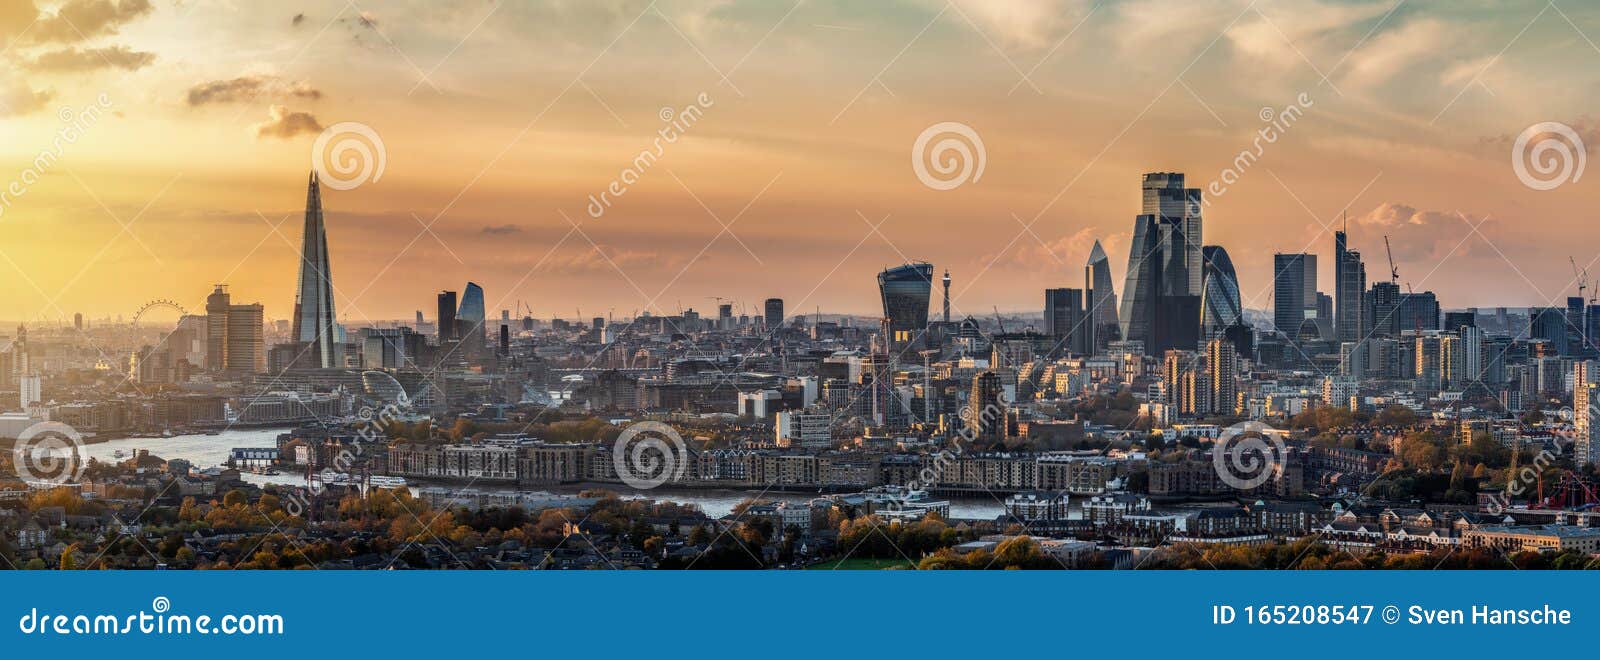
[
  {"left": 362, "top": 327, "right": 426, "bottom": 370},
  {"left": 20, "top": 373, "right": 40, "bottom": 408},
  {"left": 1085, "top": 240, "right": 1119, "bottom": 350},
  {"left": 436, "top": 291, "right": 457, "bottom": 343},
  {"left": 1120, "top": 174, "right": 1203, "bottom": 355},
  {"left": 1205, "top": 338, "right": 1239, "bottom": 415},
  {"left": 229, "top": 303, "right": 264, "bottom": 373},
  {"left": 1334, "top": 229, "right": 1366, "bottom": 343},
  {"left": 204, "top": 285, "right": 263, "bottom": 375},
  {"left": 1273, "top": 253, "right": 1312, "bottom": 338},
  {"left": 718, "top": 304, "right": 733, "bottom": 330},
  {"left": 1530, "top": 307, "right": 1568, "bottom": 354},
  {"left": 1577, "top": 362, "right": 1600, "bottom": 466},
  {"left": 1586, "top": 305, "right": 1600, "bottom": 355},
  {"left": 499, "top": 324, "right": 510, "bottom": 357},
  {"left": 878, "top": 263, "right": 933, "bottom": 354},
  {"left": 414, "top": 310, "right": 425, "bottom": 326},
  {"left": 1413, "top": 332, "right": 1443, "bottom": 392},
  {"left": 1459, "top": 325, "right": 1483, "bottom": 387},
  {"left": 969, "top": 371, "right": 1006, "bottom": 446},
  {"left": 764, "top": 298, "right": 784, "bottom": 332},
  {"left": 1140, "top": 172, "right": 1203, "bottom": 296},
  {"left": 1200, "top": 246, "right": 1241, "bottom": 337},
  {"left": 1044, "top": 288, "right": 1087, "bottom": 356},
  {"left": 73, "top": 313, "right": 82, "bottom": 331},
  {"left": 942, "top": 270, "right": 952, "bottom": 324},
  {"left": 1443, "top": 311, "right": 1476, "bottom": 331},
  {"left": 1313, "top": 292, "right": 1334, "bottom": 340},
  {"left": 458, "top": 281, "right": 486, "bottom": 342},
  {"left": 1398, "top": 292, "right": 1440, "bottom": 333},
  {"left": 1162, "top": 350, "right": 1200, "bottom": 414},
  {"left": 206, "top": 286, "right": 230, "bottom": 370},
  {"left": 291, "top": 171, "right": 340, "bottom": 369}
]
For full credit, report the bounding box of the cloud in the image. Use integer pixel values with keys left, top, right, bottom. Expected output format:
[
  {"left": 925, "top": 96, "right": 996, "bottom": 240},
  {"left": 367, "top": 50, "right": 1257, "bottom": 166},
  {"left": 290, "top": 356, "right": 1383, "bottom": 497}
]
[
  {"left": 1478, "top": 116, "right": 1600, "bottom": 156},
  {"left": 1338, "top": 18, "right": 1453, "bottom": 91},
  {"left": 976, "top": 226, "right": 1129, "bottom": 274},
  {"left": 481, "top": 224, "right": 522, "bottom": 235},
  {"left": 0, "top": 69, "right": 53, "bottom": 117},
  {"left": 536, "top": 244, "right": 666, "bottom": 274},
  {"left": 28, "top": 0, "right": 153, "bottom": 44},
  {"left": 945, "top": 0, "right": 1094, "bottom": 51},
  {"left": 186, "top": 75, "right": 322, "bottom": 106},
  {"left": 27, "top": 45, "right": 154, "bottom": 71},
  {"left": 251, "top": 105, "right": 323, "bottom": 139},
  {"left": 1355, "top": 202, "right": 1483, "bottom": 262},
  {"left": 0, "top": 0, "right": 38, "bottom": 47}
]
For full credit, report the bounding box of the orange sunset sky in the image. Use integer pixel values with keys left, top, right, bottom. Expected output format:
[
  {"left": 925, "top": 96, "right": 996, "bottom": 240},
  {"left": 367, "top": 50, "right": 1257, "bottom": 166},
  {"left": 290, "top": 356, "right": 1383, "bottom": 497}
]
[{"left": 1, "top": 0, "right": 1598, "bottom": 326}]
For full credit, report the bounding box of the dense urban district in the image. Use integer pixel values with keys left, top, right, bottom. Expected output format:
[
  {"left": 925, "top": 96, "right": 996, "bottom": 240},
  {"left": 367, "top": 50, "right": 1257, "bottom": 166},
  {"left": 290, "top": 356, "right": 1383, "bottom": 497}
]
[{"left": 4, "top": 172, "right": 1600, "bottom": 570}]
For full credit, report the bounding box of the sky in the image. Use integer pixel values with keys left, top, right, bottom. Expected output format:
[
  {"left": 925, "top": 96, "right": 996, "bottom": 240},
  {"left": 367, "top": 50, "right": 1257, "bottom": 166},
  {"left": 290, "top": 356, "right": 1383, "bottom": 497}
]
[{"left": 1, "top": 0, "right": 1599, "bottom": 328}]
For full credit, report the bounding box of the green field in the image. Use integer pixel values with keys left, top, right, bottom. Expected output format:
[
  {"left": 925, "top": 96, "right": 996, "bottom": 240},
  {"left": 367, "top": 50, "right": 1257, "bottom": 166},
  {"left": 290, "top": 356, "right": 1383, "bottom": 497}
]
[{"left": 806, "top": 557, "right": 918, "bottom": 570}]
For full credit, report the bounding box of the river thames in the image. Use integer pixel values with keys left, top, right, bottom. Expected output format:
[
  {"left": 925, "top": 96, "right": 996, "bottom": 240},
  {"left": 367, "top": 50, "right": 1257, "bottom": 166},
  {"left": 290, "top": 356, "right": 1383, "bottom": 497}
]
[{"left": 81, "top": 429, "right": 1008, "bottom": 519}]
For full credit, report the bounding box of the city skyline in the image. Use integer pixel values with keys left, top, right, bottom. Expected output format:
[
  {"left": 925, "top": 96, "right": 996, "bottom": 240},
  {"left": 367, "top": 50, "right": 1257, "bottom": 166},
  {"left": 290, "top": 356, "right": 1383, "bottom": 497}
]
[{"left": 1, "top": 0, "right": 1599, "bottom": 324}]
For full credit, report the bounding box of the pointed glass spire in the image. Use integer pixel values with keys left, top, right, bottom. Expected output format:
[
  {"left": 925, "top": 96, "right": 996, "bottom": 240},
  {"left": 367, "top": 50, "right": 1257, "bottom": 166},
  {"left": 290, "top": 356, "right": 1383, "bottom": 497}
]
[{"left": 291, "top": 170, "right": 339, "bottom": 368}]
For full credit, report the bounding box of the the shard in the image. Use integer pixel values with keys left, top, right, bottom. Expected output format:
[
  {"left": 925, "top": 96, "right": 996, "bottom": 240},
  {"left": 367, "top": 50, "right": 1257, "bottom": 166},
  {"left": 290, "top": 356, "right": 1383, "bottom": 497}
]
[{"left": 291, "top": 171, "right": 340, "bottom": 369}]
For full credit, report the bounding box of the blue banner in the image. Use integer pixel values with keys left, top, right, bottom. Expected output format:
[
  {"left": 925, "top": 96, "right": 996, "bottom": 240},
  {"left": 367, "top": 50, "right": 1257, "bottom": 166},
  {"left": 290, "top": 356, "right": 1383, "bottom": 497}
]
[{"left": 3, "top": 571, "right": 1592, "bottom": 658}]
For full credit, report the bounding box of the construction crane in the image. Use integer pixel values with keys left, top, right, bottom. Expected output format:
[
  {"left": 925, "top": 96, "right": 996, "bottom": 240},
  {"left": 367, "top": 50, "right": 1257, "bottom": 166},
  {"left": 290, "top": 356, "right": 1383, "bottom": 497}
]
[
  {"left": 1571, "top": 256, "right": 1589, "bottom": 303},
  {"left": 992, "top": 306, "right": 1007, "bottom": 334},
  {"left": 1384, "top": 235, "right": 1399, "bottom": 285}
]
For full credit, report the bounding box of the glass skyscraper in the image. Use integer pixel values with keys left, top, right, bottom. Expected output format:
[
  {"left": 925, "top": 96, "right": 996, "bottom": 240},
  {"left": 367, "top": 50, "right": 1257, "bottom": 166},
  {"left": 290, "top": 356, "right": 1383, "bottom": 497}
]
[
  {"left": 1200, "top": 245, "right": 1241, "bottom": 336},
  {"left": 1085, "top": 240, "right": 1118, "bottom": 350},
  {"left": 291, "top": 171, "right": 340, "bottom": 369},
  {"left": 878, "top": 263, "right": 933, "bottom": 353},
  {"left": 1272, "top": 253, "right": 1310, "bottom": 338},
  {"left": 458, "top": 282, "right": 486, "bottom": 338},
  {"left": 1119, "top": 173, "right": 1202, "bottom": 354}
]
